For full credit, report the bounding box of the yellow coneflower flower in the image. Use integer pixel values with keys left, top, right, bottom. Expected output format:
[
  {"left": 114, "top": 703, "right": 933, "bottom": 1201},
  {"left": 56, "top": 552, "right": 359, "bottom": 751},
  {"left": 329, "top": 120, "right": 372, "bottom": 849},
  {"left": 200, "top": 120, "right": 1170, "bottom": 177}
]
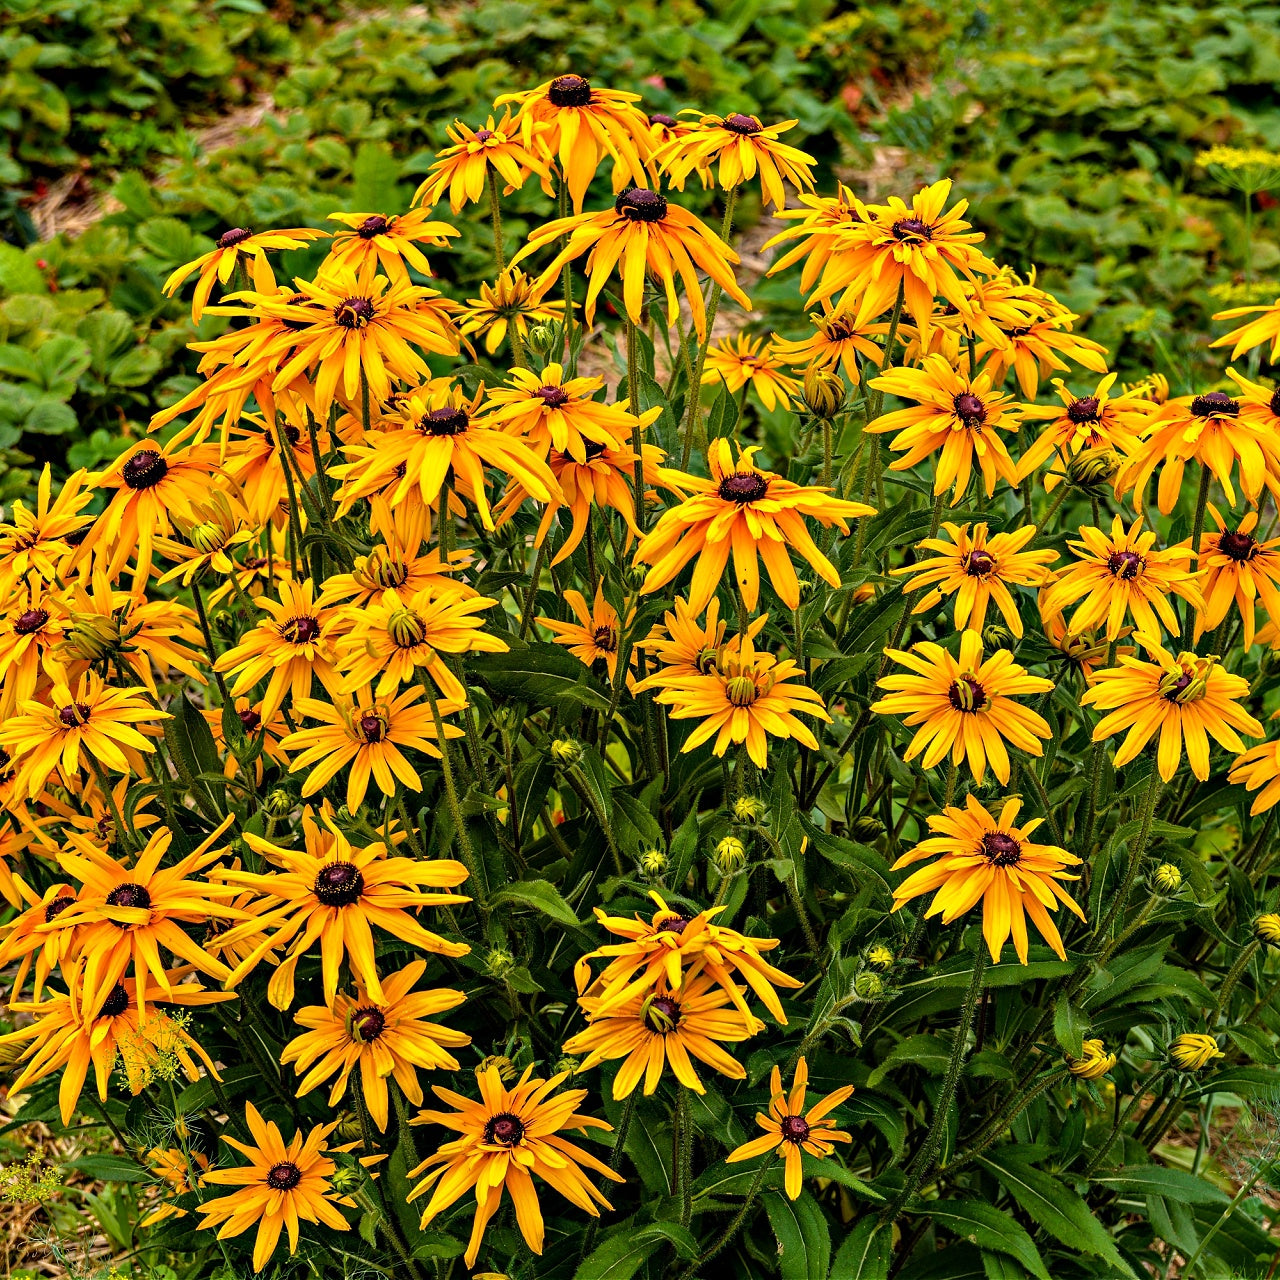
[
  {"left": 1230, "top": 738, "right": 1280, "bottom": 815},
  {"left": 332, "top": 379, "right": 560, "bottom": 532},
  {"left": 414, "top": 113, "right": 555, "bottom": 213},
  {"left": 701, "top": 333, "right": 800, "bottom": 411},
  {"left": 267, "top": 264, "right": 459, "bottom": 419},
  {"left": 1195, "top": 507, "right": 1280, "bottom": 649},
  {"left": 140, "top": 1146, "right": 210, "bottom": 1227},
  {"left": 0, "top": 583, "right": 64, "bottom": 714},
  {"left": 79, "top": 440, "right": 223, "bottom": 591},
  {"left": 47, "top": 821, "right": 239, "bottom": 1017},
  {"left": 573, "top": 891, "right": 801, "bottom": 1026},
  {"left": 873, "top": 631, "right": 1053, "bottom": 784},
  {"left": 563, "top": 969, "right": 762, "bottom": 1098},
  {"left": 196, "top": 1104, "right": 353, "bottom": 1272},
  {"left": 163, "top": 226, "right": 327, "bottom": 322},
  {"left": 641, "top": 629, "right": 830, "bottom": 769},
  {"left": 977, "top": 314, "right": 1109, "bottom": 399},
  {"left": 409, "top": 1064, "right": 623, "bottom": 1268},
  {"left": 1255, "top": 913, "right": 1280, "bottom": 945},
  {"left": 0, "top": 464, "right": 92, "bottom": 593},
  {"left": 219, "top": 808, "right": 470, "bottom": 1008},
  {"left": 1082, "top": 634, "right": 1263, "bottom": 781},
  {"left": 0, "top": 878, "right": 82, "bottom": 1001},
  {"left": 1115, "top": 389, "right": 1280, "bottom": 514},
  {"left": 634, "top": 439, "right": 874, "bottom": 614},
  {"left": 214, "top": 579, "right": 345, "bottom": 722},
  {"left": 0, "top": 967, "right": 233, "bottom": 1124},
  {"left": 867, "top": 355, "right": 1022, "bottom": 504},
  {"left": 154, "top": 490, "right": 258, "bottom": 587},
  {"left": 656, "top": 112, "right": 816, "bottom": 209},
  {"left": 1017, "top": 373, "right": 1153, "bottom": 488},
  {"left": 892, "top": 522, "right": 1058, "bottom": 636},
  {"left": 317, "top": 527, "right": 461, "bottom": 609},
  {"left": 891, "top": 794, "right": 1085, "bottom": 963},
  {"left": 538, "top": 586, "right": 635, "bottom": 685},
  {"left": 218, "top": 415, "right": 320, "bottom": 528},
  {"left": 280, "top": 687, "right": 465, "bottom": 813},
  {"left": 205, "top": 697, "right": 291, "bottom": 784},
  {"left": 1168, "top": 1033, "right": 1224, "bottom": 1071},
  {"left": 483, "top": 362, "right": 650, "bottom": 462},
  {"left": 1212, "top": 297, "right": 1280, "bottom": 363},
  {"left": 1066, "top": 1039, "right": 1117, "bottom": 1079},
  {"left": 771, "top": 306, "right": 887, "bottom": 381},
  {"left": 763, "top": 183, "right": 868, "bottom": 296},
  {"left": 1039, "top": 516, "right": 1202, "bottom": 642},
  {"left": 0, "top": 672, "right": 166, "bottom": 800},
  {"left": 639, "top": 596, "right": 760, "bottom": 680},
  {"left": 337, "top": 585, "right": 504, "bottom": 700},
  {"left": 725, "top": 1057, "right": 852, "bottom": 1199},
  {"left": 804, "top": 179, "right": 997, "bottom": 336},
  {"left": 458, "top": 268, "right": 566, "bottom": 356},
  {"left": 496, "top": 75, "right": 654, "bottom": 212},
  {"left": 513, "top": 187, "right": 751, "bottom": 339},
  {"left": 281, "top": 960, "right": 469, "bottom": 1130},
  {"left": 1226, "top": 366, "right": 1280, "bottom": 434},
  {"left": 324, "top": 208, "right": 458, "bottom": 280}
]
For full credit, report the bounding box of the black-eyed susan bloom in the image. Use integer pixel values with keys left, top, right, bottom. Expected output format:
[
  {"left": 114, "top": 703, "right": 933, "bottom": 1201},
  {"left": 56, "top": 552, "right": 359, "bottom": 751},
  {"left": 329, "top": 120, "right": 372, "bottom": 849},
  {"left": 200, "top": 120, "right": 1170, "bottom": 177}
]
[
  {"left": 1195, "top": 507, "right": 1280, "bottom": 649},
  {"left": 513, "top": 187, "right": 751, "bottom": 339},
  {"left": 725, "top": 1057, "right": 853, "bottom": 1199},
  {"left": 890, "top": 794, "right": 1086, "bottom": 964},
  {"left": 0, "top": 464, "right": 93, "bottom": 593},
  {"left": 872, "top": 631, "right": 1053, "bottom": 784},
  {"left": 892, "top": 522, "right": 1058, "bottom": 637},
  {"left": 539, "top": 585, "right": 635, "bottom": 685},
  {"left": 563, "top": 969, "right": 762, "bottom": 1098},
  {"left": 408, "top": 1064, "right": 623, "bottom": 1267},
  {"left": 1066, "top": 1039, "right": 1117, "bottom": 1079},
  {"left": 633, "top": 439, "right": 874, "bottom": 614},
  {"left": 414, "top": 114, "right": 555, "bottom": 213},
  {"left": 281, "top": 959, "right": 469, "bottom": 1130},
  {"left": 280, "top": 687, "right": 466, "bottom": 814},
  {"left": 656, "top": 112, "right": 816, "bottom": 209},
  {"left": 458, "top": 268, "right": 566, "bottom": 356},
  {"left": 772, "top": 306, "right": 887, "bottom": 381},
  {"left": 196, "top": 1104, "right": 353, "bottom": 1272},
  {"left": 701, "top": 333, "right": 800, "bottom": 412},
  {"left": 1082, "top": 635, "right": 1263, "bottom": 782},
  {"left": 324, "top": 208, "right": 459, "bottom": 280},
  {"left": 868, "top": 355, "right": 1022, "bottom": 504},
  {"left": 1039, "top": 516, "right": 1202, "bottom": 642}
]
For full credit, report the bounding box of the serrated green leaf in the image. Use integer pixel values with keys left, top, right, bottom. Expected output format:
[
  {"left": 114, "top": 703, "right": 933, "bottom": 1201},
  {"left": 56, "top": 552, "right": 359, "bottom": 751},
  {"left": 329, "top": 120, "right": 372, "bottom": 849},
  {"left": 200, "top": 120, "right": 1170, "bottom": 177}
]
[
  {"left": 830, "top": 1217, "right": 889, "bottom": 1279},
  {"left": 921, "top": 1201, "right": 1050, "bottom": 1280},
  {"left": 763, "top": 1190, "right": 830, "bottom": 1280},
  {"left": 490, "top": 878, "right": 579, "bottom": 927}
]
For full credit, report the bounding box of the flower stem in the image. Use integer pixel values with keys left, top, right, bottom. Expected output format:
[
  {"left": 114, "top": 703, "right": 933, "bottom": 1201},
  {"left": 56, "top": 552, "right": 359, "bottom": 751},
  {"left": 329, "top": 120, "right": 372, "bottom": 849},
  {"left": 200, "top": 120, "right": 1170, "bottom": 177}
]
[
  {"left": 1094, "top": 764, "right": 1162, "bottom": 958},
  {"left": 676, "top": 1154, "right": 772, "bottom": 1280},
  {"left": 626, "top": 317, "right": 648, "bottom": 536},
  {"left": 487, "top": 168, "right": 506, "bottom": 275},
  {"left": 676, "top": 1087, "right": 694, "bottom": 1227},
  {"left": 190, "top": 580, "right": 232, "bottom": 707}
]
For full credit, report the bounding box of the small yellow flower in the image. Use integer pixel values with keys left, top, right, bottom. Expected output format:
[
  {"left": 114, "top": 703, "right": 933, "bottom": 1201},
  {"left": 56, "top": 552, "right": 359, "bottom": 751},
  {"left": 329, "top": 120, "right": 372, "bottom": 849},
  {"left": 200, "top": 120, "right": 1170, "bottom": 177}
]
[
  {"left": 1151, "top": 863, "right": 1183, "bottom": 894},
  {"left": 1066, "top": 1039, "right": 1116, "bottom": 1079},
  {"left": 1169, "top": 1033, "right": 1224, "bottom": 1071}
]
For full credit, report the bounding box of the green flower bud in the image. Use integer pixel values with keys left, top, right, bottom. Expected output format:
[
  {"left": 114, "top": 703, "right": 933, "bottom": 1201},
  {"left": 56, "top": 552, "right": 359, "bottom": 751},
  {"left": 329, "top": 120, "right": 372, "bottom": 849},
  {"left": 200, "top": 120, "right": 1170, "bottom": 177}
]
[
  {"left": 624, "top": 562, "right": 649, "bottom": 591},
  {"left": 801, "top": 366, "right": 847, "bottom": 420},
  {"left": 638, "top": 847, "right": 668, "bottom": 876},
  {"left": 865, "top": 943, "right": 895, "bottom": 970},
  {"left": 265, "top": 789, "right": 293, "bottom": 818},
  {"left": 485, "top": 948, "right": 517, "bottom": 980},
  {"left": 479, "top": 1053, "right": 520, "bottom": 1082},
  {"left": 526, "top": 323, "right": 559, "bottom": 358},
  {"left": 714, "top": 835, "right": 747, "bottom": 875},
  {"left": 854, "top": 972, "right": 885, "bottom": 999},
  {"left": 732, "top": 795, "right": 768, "bottom": 825},
  {"left": 981, "top": 623, "right": 1015, "bottom": 651},
  {"left": 553, "top": 1055, "right": 580, "bottom": 1077},
  {"left": 1068, "top": 449, "right": 1120, "bottom": 490},
  {"left": 1151, "top": 863, "right": 1182, "bottom": 894},
  {"left": 851, "top": 814, "right": 885, "bottom": 841},
  {"left": 550, "top": 738, "right": 583, "bottom": 767}
]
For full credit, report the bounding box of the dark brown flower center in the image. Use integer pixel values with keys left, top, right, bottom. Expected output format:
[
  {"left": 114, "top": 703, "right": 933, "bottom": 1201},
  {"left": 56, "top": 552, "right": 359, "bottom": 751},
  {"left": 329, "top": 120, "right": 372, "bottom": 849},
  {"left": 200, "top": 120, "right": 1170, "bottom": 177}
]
[
  {"left": 981, "top": 831, "right": 1022, "bottom": 866},
  {"left": 658, "top": 913, "right": 695, "bottom": 933},
  {"left": 351, "top": 1006, "right": 386, "bottom": 1041},
  {"left": 643, "top": 995, "right": 682, "bottom": 1033},
  {"left": 592, "top": 625, "right": 617, "bottom": 652},
  {"left": 484, "top": 1112, "right": 526, "bottom": 1145},
  {"left": 780, "top": 1114, "right": 811, "bottom": 1143},
  {"left": 106, "top": 882, "right": 151, "bottom": 911},
  {"left": 99, "top": 984, "right": 130, "bottom": 1018},
  {"left": 58, "top": 702, "right": 91, "bottom": 728},
  {"left": 616, "top": 188, "right": 667, "bottom": 222},
  {"left": 359, "top": 712, "right": 387, "bottom": 743},
  {"left": 217, "top": 227, "right": 253, "bottom": 249},
  {"left": 536, "top": 385, "right": 571, "bottom": 408},
  {"left": 964, "top": 549, "right": 997, "bottom": 577},
  {"left": 281, "top": 615, "right": 321, "bottom": 644},
  {"left": 1162, "top": 671, "right": 1194, "bottom": 702},
  {"left": 65, "top": 523, "right": 91, "bottom": 547},
  {"left": 1270, "top": 388, "right": 1280, "bottom": 418},
  {"left": 266, "top": 1161, "right": 302, "bottom": 1191},
  {"left": 650, "top": 113, "right": 677, "bottom": 127},
  {"left": 357, "top": 215, "right": 390, "bottom": 238},
  {"left": 892, "top": 217, "right": 933, "bottom": 241},
  {"left": 238, "top": 707, "right": 262, "bottom": 732},
  {"left": 723, "top": 113, "right": 762, "bottom": 135},
  {"left": 1107, "top": 550, "right": 1143, "bottom": 580},
  {"left": 1067, "top": 396, "right": 1100, "bottom": 424},
  {"left": 334, "top": 297, "right": 376, "bottom": 329},
  {"left": 1190, "top": 391, "right": 1239, "bottom": 418},
  {"left": 947, "top": 675, "right": 987, "bottom": 712},
  {"left": 579, "top": 439, "right": 609, "bottom": 462},
  {"left": 14, "top": 608, "right": 48, "bottom": 634},
  {"left": 718, "top": 472, "right": 769, "bottom": 504},
  {"left": 473, "top": 128, "right": 495, "bottom": 142},
  {"left": 45, "top": 895, "right": 75, "bottom": 923},
  {"left": 1220, "top": 529, "right": 1258, "bottom": 561},
  {"left": 953, "top": 392, "right": 986, "bottom": 428},
  {"left": 548, "top": 74, "right": 592, "bottom": 108},
  {"left": 313, "top": 861, "right": 364, "bottom": 906},
  {"left": 122, "top": 449, "right": 168, "bottom": 490},
  {"left": 421, "top": 406, "right": 469, "bottom": 436}
]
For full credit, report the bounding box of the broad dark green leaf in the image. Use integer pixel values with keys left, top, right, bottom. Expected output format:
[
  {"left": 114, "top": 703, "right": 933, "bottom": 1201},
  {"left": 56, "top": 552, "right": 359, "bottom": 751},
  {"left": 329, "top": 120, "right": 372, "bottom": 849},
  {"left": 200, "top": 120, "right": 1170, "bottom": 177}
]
[
  {"left": 469, "top": 644, "right": 612, "bottom": 711},
  {"left": 491, "top": 879, "right": 579, "bottom": 927},
  {"left": 763, "top": 1190, "right": 830, "bottom": 1280},
  {"left": 921, "top": 1200, "right": 1050, "bottom": 1280},
  {"left": 830, "top": 1216, "right": 889, "bottom": 1279},
  {"left": 1089, "top": 1164, "right": 1228, "bottom": 1205}
]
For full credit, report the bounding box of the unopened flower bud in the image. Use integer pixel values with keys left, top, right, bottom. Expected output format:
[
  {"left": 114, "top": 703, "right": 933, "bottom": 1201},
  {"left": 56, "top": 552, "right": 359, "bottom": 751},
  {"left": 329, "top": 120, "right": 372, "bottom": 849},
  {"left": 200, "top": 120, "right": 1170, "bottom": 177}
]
[
  {"left": 638, "top": 847, "right": 668, "bottom": 876},
  {"left": 550, "top": 738, "right": 583, "bottom": 768},
  {"left": 485, "top": 948, "right": 517, "bottom": 980},
  {"left": 1066, "top": 1038, "right": 1116, "bottom": 1079},
  {"left": 714, "top": 835, "right": 747, "bottom": 874},
  {"left": 553, "top": 1055, "right": 580, "bottom": 1077},
  {"left": 801, "top": 366, "right": 847, "bottom": 420},
  {"left": 526, "top": 323, "right": 558, "bottom": 358},
  {"left": 479, "top": 1054, "right": 519, "bottom": 1083},
  {"left": 387, "top": 605, "right": 428, "bottom": 648},
  {"left": 981, "top": 623, "right": 1015, "bottom": 651},
  {"left": 59, "top": 614, "right": 119, "bottom": 664},
  {"left": 330, "top": 1163, "right": 363, "bottom": 1194},
  {"left": 265, "top": 789, "right": 293, "bottom": 818},
  {"left": 1169, "top": 1032, "right": 1224, "bottom": 1071},
  {"left": 854, "top": 972, "right": 885, "bottom": 999},
  {"left": 624, "top": 562, "right": 649, "bottom": 591},
  {"left": 1068, "top": 450, "right": 1120, "bottom": 490},
  {"left": 865, "top": 943, "right": 895, "bottom": 970},
  {"left": 851, "top": 815, "right": 885, "bottom": 842},
  {"left": 334, "top": 1110, "right": 363, "bottom": 1143},
  {"left": 1151, "top": 863, "right": 1182, "bottom": 894},
  {"left": 732, "top": 795, "right": 767, "bottom": 825},
  {"left": 1255, "top": 912, "right": 1280, "bottom": 946}
]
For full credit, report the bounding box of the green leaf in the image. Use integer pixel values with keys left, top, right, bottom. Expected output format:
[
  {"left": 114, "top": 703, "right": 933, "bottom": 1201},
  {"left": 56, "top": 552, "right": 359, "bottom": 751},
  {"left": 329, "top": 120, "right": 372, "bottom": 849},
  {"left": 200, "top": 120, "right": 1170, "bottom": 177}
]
[
  {"left": 64, "top": 1154, "right": 149, "bottom": 1183},
  {"left": 490, "top": 879, "right": 580, "bottom": 928},
  {"left": 469, "top": 644, "right": 612, "bottom": 711},
  {"left": 1053, "top": 995, "right": 1087, "bottom": 1060},
  {"left": 162, "top": 694, "right": 227, "bottom": 821},
  {"left": 36, "top": 334, "right": 92, "bottom": 396},
  {"left": 706, "top": 380, "right": 739, "bottom": 441},
  {"left": 108, "top": 345, "right": 164, "bottom": 387},
  {"left": 921, "top": 1201, "right": 1050, "bottom": 1280},
  {"left": 0, "top": 243, "right": 46, "bottom": 296},
  {"left": 572, "top": 1224, "right": 666, "bottom": 1280},
  {"left": 830, "top": 1217, "right": 890, "bottom": 1279},
  {"left": 979, "top": 1150, "right": 1136, "bottom": 1277},
  {"left": 763, "top": 1190, "right": 830, "bottom": 1280},
  {"left": 350, "top": 140, "right": 404, "bottom": 211},
  {"left": 802, "top": 1156, "right": 883, "bottom": 1201},
  {"left": 866, "top": 1034, "right": 951, "bottom": 1088},
  {"left": 1089, "top": 1165, "right": 1229, "bottom": 1206}
]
